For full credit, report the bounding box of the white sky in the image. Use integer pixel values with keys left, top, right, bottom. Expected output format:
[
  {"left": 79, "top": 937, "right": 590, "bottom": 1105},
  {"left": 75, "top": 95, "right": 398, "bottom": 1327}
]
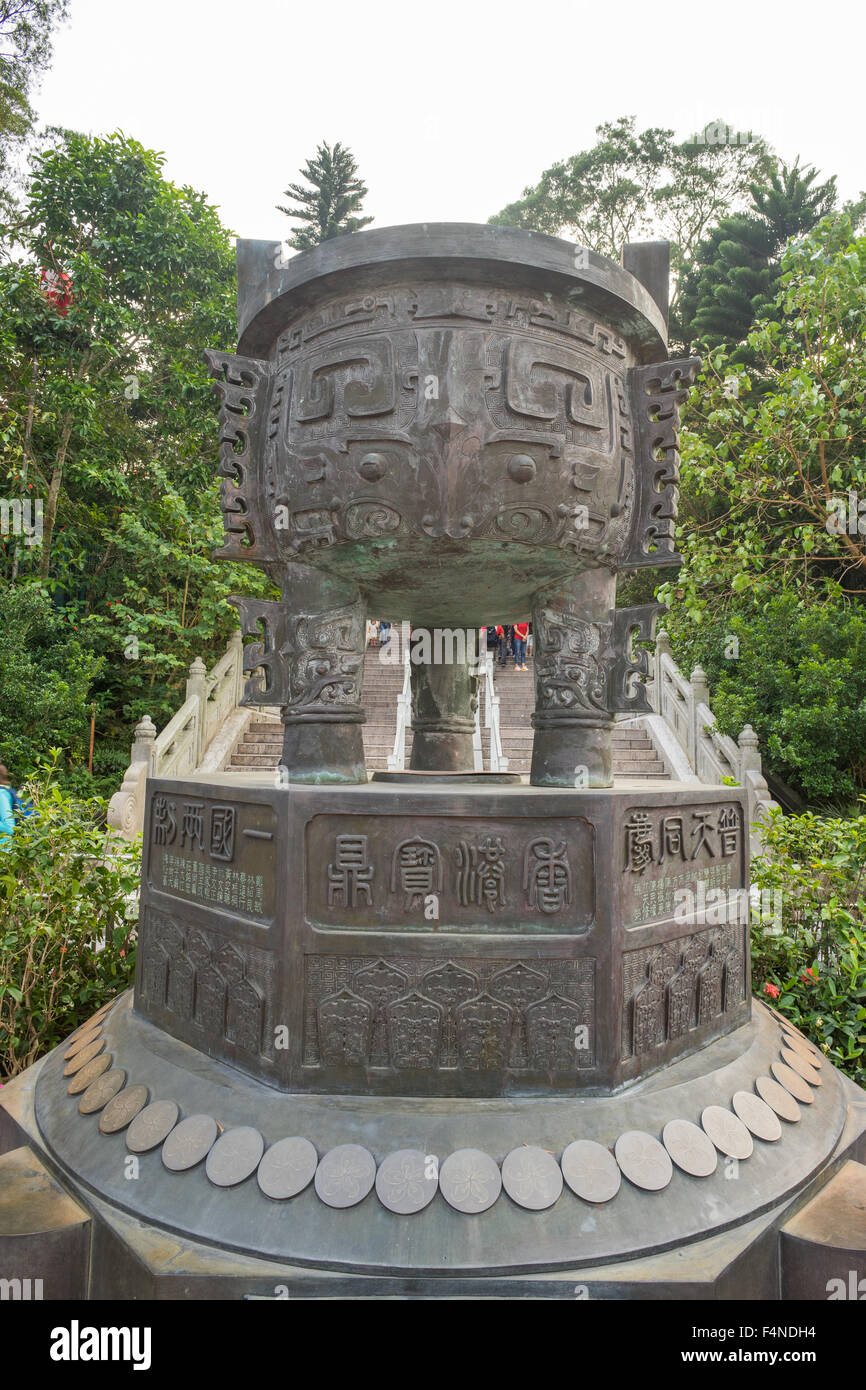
[{"left": 34, "top": 0, "right": 863, "bottom": 245}]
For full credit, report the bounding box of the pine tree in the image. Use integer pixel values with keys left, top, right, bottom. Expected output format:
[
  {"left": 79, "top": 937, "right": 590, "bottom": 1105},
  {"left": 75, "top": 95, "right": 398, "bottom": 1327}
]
[
  {"left": 680, "top": 161, "right": 837, "bottom": 351},
  {"left": 277, "top": 141, "right": 373, "bottom": 251}
]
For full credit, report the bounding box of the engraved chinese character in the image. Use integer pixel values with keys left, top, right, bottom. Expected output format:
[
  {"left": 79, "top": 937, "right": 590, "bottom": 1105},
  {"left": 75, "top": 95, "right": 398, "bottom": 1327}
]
[
  {"left": 391, "top": 837, "right": 442, "bottom": 910},
  {"left": 717, "top": 806, "right": 741, "bottom": 856},
  {"left": 624, "top": 810, "right": 655, "bottom": 874},
  {"left": 455, "top": 836, "right": 506, "bottom": 912},
  {"left": 180, "top": 801, "right": 205, "bottom": 852},
  {"left": 524, "top": 837, "right": 572, "bottom": 914},
  {"left": 691, "top": 811, "right": 717, "bottom": 860},
  {"left": 209, "top": 805, "right": 236, "bottom": 862},
  {"left": 659, "top": 815, "right": 686, "bottom": 864},
  {"left": 152, "top": 795, "right": 177, "bottom": 846},
  {"left": 327, "top": 834, "right": 374, "bottom": 907}
]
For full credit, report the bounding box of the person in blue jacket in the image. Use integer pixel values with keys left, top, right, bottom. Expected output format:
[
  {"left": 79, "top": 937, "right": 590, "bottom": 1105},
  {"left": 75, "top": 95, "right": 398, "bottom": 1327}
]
[{"left": 0, "top": 765, "right": 16, "bottom": 849}]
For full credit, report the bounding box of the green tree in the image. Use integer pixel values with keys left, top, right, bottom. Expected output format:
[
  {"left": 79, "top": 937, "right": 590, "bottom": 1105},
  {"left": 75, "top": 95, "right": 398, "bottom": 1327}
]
[
  {"left": 488, "top": 116, "right": 772, "bottom": 338},
  {"left": 277, "top": 139, "right": 372, "bottom": 250},
  {"left": 679, "top": 161, "right": 837, "bottom": 350},
  {"left": 660, "top": 596, "right": 866, "bottom": 803},
  {"left": 662, "top": 214, "right": 866, "bottom": 620},
  {"left": 0, "top": 131, "right": 273, "bottom": 782},
  {"left": 0, "top": 582, "right": 101, "bottom": 779},
  {"left": 0, "top": 0, "right": 68, "bottom": 196},
  {"left": 657, "top": 215, "right": 866, "bottom": 803}
]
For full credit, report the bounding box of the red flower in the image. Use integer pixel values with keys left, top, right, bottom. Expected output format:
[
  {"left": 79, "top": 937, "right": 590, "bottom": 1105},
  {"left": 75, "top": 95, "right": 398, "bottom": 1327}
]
[
  {"left": 40, "top": 267, "right": 74, "bottom": 317},
  {"left": 763, "top": 982, "right": 780, "bottom": 999},
  {"left": 801, "top": 968, "right": 817, "bottom": 984}
]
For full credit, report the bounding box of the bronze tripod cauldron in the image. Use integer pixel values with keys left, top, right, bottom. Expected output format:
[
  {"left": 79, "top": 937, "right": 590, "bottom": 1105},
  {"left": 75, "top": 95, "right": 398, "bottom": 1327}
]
[{"left": 206, "top": 224, "right": 698, "bottom": 784}]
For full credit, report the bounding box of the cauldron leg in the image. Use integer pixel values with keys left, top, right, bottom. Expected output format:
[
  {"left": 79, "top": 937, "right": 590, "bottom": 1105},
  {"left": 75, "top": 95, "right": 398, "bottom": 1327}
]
[
  {"left": 278, "top": 565, "right": 367, "bottom": 783},
  {"left": 409, "top": 629, "right": 480, "bottom": 773},
  {"left": 530, "top": 569, "right": 617, "bottom": 788}
]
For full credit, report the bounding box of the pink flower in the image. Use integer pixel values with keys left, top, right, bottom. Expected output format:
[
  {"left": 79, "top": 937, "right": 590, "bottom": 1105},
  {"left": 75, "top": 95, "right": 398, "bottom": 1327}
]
[
  {"left": 764, "top": 982, "right": 780, "bottom": 999},
  {"left": 801, "top": 968, "right": 817, "bottom": 984}
]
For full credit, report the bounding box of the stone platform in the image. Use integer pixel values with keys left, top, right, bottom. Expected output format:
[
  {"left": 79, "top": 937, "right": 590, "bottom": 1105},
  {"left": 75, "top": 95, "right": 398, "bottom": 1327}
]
[
  {"left": 1, "top": 993, "right": 865, "bottom": 1298},
  {"left": 2, "top": 774, "right": 865, "bottom": 1300}
]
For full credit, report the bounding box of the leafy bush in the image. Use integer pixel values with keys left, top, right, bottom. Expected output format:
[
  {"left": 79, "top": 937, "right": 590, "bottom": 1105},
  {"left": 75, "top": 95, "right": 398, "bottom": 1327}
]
[
  {"left": 0, "top": 755, "right": 140, "bottom": 1078},
  {"left": 750, "top": 807, "right": 866, "bottom": 1085},
  {"left": 663, "top": 593, "right": 866, "bottom": 805},
  {"left": 0, "top": 582, "right": 102, "bottom": 782}
]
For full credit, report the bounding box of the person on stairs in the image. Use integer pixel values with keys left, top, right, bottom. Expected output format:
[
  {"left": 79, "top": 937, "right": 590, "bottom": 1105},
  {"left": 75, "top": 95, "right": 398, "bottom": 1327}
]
[{"left": 513, "top": 621, "right": 529, "bottom": 670}]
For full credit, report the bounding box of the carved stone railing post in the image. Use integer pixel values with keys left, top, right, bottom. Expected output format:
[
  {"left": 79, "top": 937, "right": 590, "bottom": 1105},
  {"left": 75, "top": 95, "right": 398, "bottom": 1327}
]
[
  {"left": 689, "top": 665, "right": 709, "bottom": 766},
  {"left": 185, "top": 656, "right": 208, "bottom": 768},
  {"left": 737, "top": 723, "right": 777, "bottom": 856},
  {"left": 131, "top": 714, "right": 157, "bottom": 768},
  {"left": 107, "top": 715, "right": 156, "bottom": 839},
  {"left": 649, "top": 627, "right": 672, "bottom": 708},
  {"left": 228, "top": 627, "right": 245, "bottom": 706}
]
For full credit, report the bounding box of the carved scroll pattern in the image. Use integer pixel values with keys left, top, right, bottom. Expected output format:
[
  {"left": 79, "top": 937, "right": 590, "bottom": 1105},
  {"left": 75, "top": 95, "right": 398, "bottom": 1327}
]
[
  {"left": 626, "top": 356, "right": 701, "bottom": 565},
  {"left": 204, "top": 350, "right": 273, "bottom": 562}
]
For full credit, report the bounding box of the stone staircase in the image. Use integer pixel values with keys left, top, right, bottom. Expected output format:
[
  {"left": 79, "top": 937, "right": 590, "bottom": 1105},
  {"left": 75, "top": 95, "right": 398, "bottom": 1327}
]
[
  {"left": 229, "top": 647, "right": 668, "bottom": 778},
  {"left": 483, "top": 656, "right": 667, "bottom": 778}
]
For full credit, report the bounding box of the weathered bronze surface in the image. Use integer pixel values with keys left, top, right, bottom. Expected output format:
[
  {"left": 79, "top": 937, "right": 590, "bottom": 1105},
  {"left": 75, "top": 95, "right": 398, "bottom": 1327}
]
[
  {"left": 98, "top": 1084, "right": 150, "bottom": 1135},
  {"left": 374, "top": 1149, "right": 438, "bottom": 1214},
  {"left": 614, "top": 1131, "right": 672, "bottom": 1191},
  {"left": 78, "top": 1069, "right": 126, "bottom": 1115},
  {"left": 62, "top": 1037, "right": 105, "bottom": 1076},
  {"left": 700, "top": 1105, "right": 753, "bottom": 1161},
  {"left": 126, "top": 1099, "right": 179, "bottom": 1153},
  {"left": 755, "top": 1075, "right": 802, "bottom": 1123},
  {"left": 64, "top": 1026, "right": 102, "bottom": 1060},
  {"left": 313, "top": 1144, "right": 376, "bottom": 1208},
  {"left": 500, "top": 1145, "right": 562, "bottom": 1210},
  {"left": 205, "top": 1126, "right": 264, "bottom": 1187},
  {"left": 257, "top": 1137, "right": 318, "bottom": 1200},
  {"left": 162, "top": 1114, "right": 219, "bottom": 1171},
  {"left": 732, "top": 1090, "right": 782, "bottom": 1142},
  {"left": 560, "top": 1139, "right": 621, "bottom": 1202},
  {"left": 136, "top": 778, "right": 750, "bottom": 1098},
  {"left": 439, "top": 1148, "right": 501, "bottom": 1213},
  {"left": 207, "top": 225, "right": 697, "bottom": 785},
  {"left": 662, "top": 1119, "right": 718, "bottom": 1177},
  {"left": 772, "top": 1061, "right": 815, "bottom": 1104},
  {"left": 66, "top": 1053, "right": 112, "bottom": 1094}
]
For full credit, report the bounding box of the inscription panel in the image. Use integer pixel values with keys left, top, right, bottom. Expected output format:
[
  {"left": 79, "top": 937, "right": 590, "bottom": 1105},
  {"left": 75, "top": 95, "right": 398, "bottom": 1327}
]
[
  {"left": 147, "top": 790, "right": 277, "bottom": 924},
  {"left": 306, "top": 814, "right": 594, "bottom": 932},
  {"left": 303, "top": 954, "right": 596, "bottom": 1075},
  {"left": 621, "top": 800, "right": 746, "bottom": 928}
]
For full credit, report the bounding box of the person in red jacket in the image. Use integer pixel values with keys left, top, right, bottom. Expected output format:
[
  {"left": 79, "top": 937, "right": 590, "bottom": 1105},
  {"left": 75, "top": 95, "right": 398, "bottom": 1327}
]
[{"left": 513, "top": 621, "right": 529, "bottom": 670}]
